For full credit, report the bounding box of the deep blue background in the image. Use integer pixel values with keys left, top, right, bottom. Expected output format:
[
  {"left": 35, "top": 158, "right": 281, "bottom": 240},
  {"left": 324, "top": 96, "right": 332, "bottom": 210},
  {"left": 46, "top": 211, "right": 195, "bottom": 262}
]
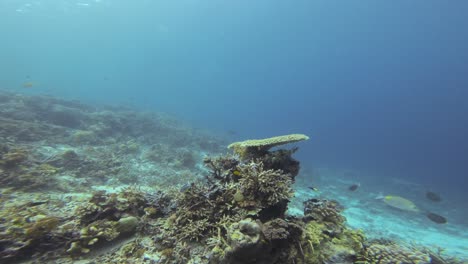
[{"left": 1, "top": 0, "right": 467, "bottom": 193}]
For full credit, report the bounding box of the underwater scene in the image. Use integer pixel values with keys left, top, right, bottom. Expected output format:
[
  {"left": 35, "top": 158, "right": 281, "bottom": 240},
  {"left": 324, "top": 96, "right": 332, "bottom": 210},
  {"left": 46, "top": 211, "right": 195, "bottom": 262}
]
[{"left": 1, "top": 0, "right": 467, "bottom": 263}]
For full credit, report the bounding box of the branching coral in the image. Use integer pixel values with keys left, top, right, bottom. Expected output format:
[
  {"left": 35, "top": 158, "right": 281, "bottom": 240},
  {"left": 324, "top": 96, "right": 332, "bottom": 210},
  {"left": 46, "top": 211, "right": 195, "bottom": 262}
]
[
  {"left": 203, "top": 155, "right": 240, "bottom": 184},
  {"left": 168, "top": 181, "right": 237, "bottom": 243},
  {"left": 237, "top": 161, "right": 293, "bottom": 212}
]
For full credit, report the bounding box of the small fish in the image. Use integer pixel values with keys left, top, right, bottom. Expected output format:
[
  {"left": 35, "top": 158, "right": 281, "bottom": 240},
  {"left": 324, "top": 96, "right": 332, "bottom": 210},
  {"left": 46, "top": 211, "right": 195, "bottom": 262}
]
[
  {"left": 180, "top": 183, "right": 193, "bottom": 192},
  {"left": 308, "top": 186, "right": 319, "bottom": 192},
  {"left": 383, "top": 195, "right": 420, "bottom": 212},
  {"left": 19, "top": 201, "right": 48, "bottom": 208},
  {"left": 28, "top": 201, "right": 48, "bottom": 206},
  {"left": 426, "top": 212, "right": 447, "bottom": 224},
  {"left": 426, "top": 191, "right": 442, "bottom": 202},
  {"left": 348, "top": 184, "right": 360, "bottom": 191},
  {"left": 232, "top": 170, "right": 241, "bottom": 176},
  {"left": 227, "top": 129, "right": 237, "bottom": 136},
  {"left": 23, "top": 82, "right": 34, "bottom": 88}
]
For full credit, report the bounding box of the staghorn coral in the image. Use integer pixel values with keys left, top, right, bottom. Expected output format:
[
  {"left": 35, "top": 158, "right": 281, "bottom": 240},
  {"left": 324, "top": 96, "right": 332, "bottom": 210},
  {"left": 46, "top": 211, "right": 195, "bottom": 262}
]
[
  {"left": 203, "top": 155, "right": 240, "bottom": 184},
  {"left": 236, "top": 161, "right": 294, "bottom": 220},
  {"left": 228, "top": 134, "right": 309, "bottom": 160},
  {"left": 167, "top": 183, "right": 224, "bottom": 242}
]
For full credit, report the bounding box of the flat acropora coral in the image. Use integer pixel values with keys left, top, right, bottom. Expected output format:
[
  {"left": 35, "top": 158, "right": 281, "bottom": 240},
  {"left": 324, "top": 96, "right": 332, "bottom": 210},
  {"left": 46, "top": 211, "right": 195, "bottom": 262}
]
[{"left": 228, "top": 134, "right": 309, "bottom": 159}]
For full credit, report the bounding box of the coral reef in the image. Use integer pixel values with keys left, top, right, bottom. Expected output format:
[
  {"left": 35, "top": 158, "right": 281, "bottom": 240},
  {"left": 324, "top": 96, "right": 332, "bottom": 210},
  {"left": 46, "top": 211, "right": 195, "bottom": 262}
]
[
  {"left": 0, "top": 91, "right": 223, "bottom": 193},
  {"left": 0, "top": 91, "right": 464, "bottom": 264}
]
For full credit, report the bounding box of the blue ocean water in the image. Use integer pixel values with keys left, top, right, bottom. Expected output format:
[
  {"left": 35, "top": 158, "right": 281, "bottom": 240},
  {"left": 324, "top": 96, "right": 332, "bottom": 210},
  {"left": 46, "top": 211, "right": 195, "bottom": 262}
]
[{"left": 1, "top": 0, "right": 467, "bottom": 256}]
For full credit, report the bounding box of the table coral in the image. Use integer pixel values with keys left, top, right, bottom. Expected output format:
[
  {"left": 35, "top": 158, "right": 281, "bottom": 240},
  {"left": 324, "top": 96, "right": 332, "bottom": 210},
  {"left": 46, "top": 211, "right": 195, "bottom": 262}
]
[{"left": 228, "top": 134, "right": 309, "bottom": 160}]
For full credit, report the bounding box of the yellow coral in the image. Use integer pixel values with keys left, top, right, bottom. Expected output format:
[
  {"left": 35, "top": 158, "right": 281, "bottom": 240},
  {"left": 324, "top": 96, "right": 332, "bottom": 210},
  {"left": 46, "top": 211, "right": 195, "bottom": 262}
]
[
  {"left": 24, "top": 216, "right": 60, "bottom": 239},
  {"left": 303, "top": 221, "right": 325, "bottom": 263},
  {"left": 228, "top": 134, "right": 309, "bottom": 159},
  {"left": 71, "top": 130, "right": 96, "bottom": 144},
  {"left": 37, "top": 163, "right": 59, "bottom": 175},
  {"left": 305, "top": 221, "right": 325, "bottom": 246},
  {"left": 0, "top": 148, "right": 28, "bottom": 168}
]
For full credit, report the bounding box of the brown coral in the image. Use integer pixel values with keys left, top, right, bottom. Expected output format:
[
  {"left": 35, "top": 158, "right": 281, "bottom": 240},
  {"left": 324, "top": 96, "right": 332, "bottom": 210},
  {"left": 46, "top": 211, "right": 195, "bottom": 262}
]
[
  {"left": 303, "top": 198, "right": 345, "bottom": 225},
  {"left": 363, "top": 241, "right": 431, "bottom": 264},
  {"left": 237, "top": 161, "right": 293, "bottom": 218}
]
